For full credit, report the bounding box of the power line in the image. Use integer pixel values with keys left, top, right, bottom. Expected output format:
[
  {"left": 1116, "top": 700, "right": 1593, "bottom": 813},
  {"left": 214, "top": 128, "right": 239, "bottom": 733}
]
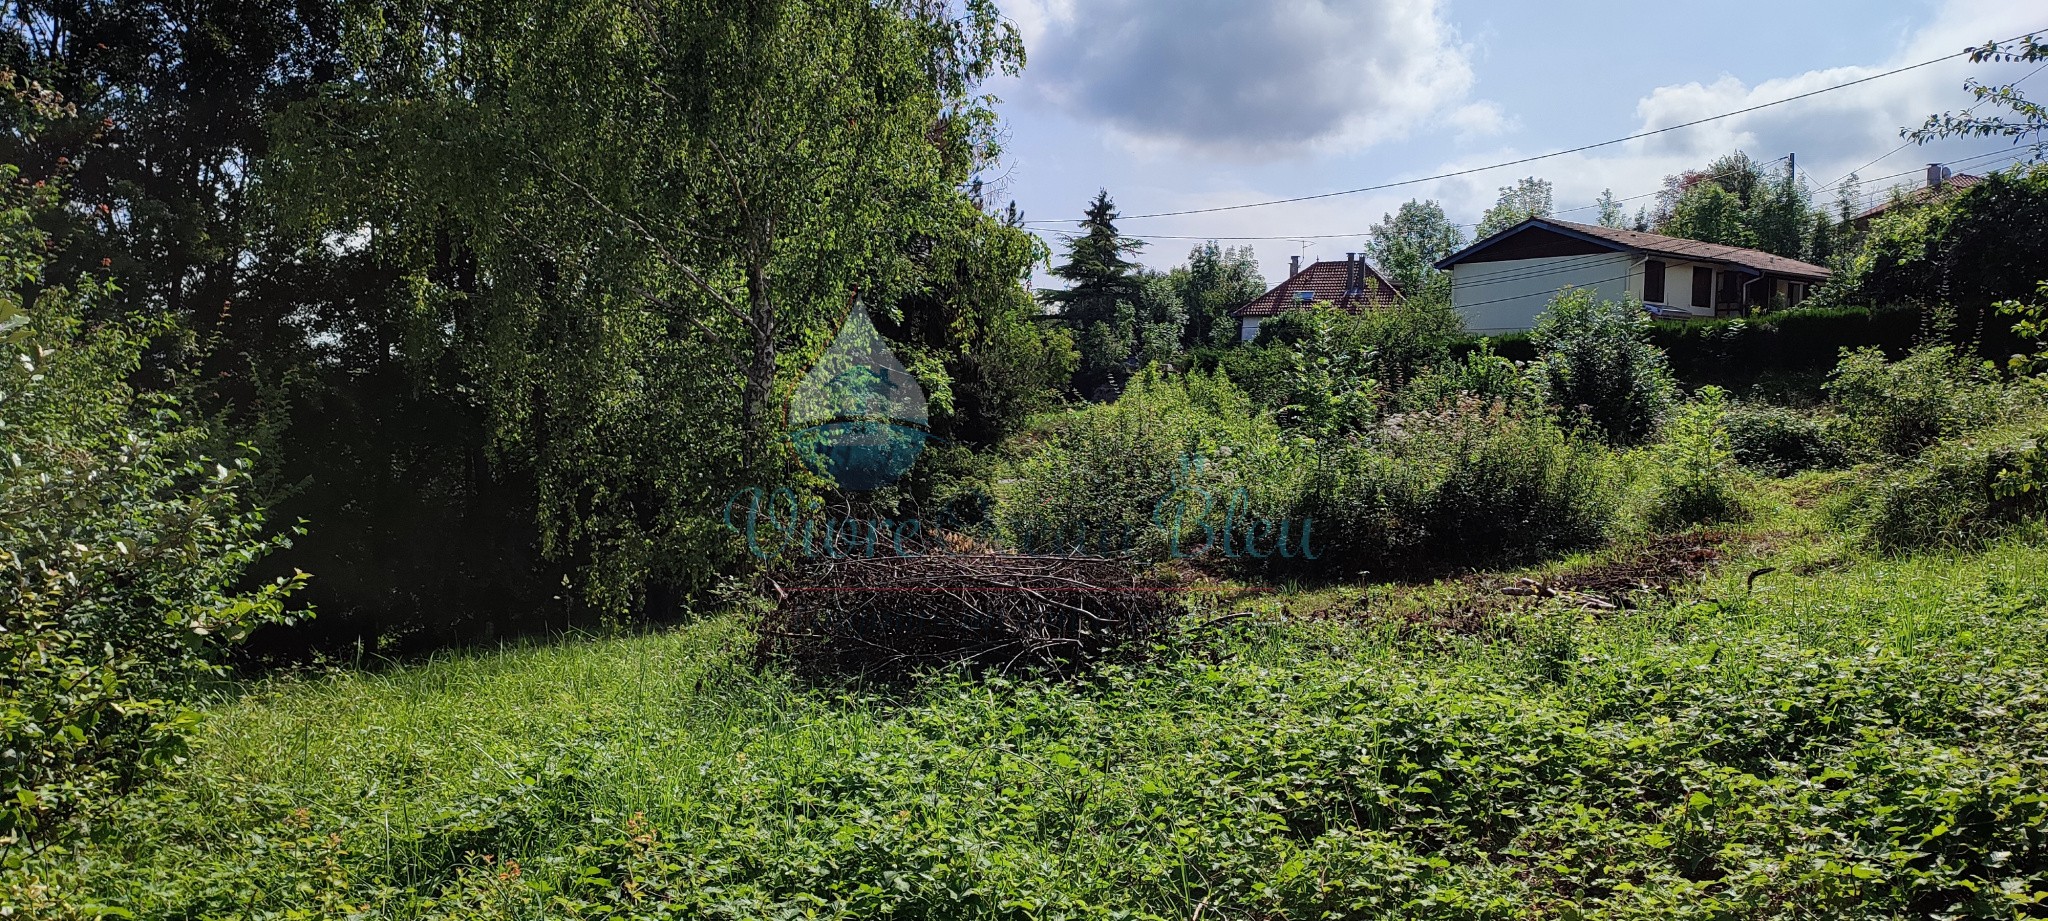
[
  {"left": 1810, "top": 58, "right": 2048, "bottom": 201},
  {"left": 1032, "top": 156, "right": 1788, "bottom": 244},
  {"left": 1025, "top": 26, "right": 2046, "bottom": 225}
]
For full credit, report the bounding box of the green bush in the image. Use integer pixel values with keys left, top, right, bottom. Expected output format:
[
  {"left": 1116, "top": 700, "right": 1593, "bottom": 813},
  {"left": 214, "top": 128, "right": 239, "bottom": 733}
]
[
  {"left": 1823, "top": 344, "right": 2008, "bottom": 457},
  {"left": 994, "top": 368, "right": 1297, "bottom": 558},
  {"left": 1292, "top": 400, "right": 1617, "bottom": 575},
  {"left": 1722, "top": 402, "right": 1847, "bottom": 476},
  {"left": 0, "top": 278, "right": 304, "bottom": 842},
  {"left": 1396, "top": 343, "right": 1539, "bottom": 413},
  {"left": 1855, "top": 423, "right": 2048, "bottom": 551},
  {"left": 1636, "top": 387, "right": 1749, "bottom": 529},
  {"left": 1530, "top": 289, "right": 1675, "bottom": 445},
  {"left": 1838, "top": 163, "right": 2048, "bottom": 314}
]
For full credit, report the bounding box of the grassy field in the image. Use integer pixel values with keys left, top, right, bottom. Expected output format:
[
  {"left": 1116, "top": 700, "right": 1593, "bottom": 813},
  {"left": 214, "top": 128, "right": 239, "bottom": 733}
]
[{"left": 14, "top": 477, "right": 2048, "bottom": 919}]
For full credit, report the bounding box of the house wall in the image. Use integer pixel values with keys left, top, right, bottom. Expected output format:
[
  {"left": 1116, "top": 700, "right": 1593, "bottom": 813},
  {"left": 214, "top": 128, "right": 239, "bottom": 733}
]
[
  {"left": 1449, "top": 252, "right": 1637, "bottom": 334},
  {"left": 1638, "top": 260, "right": 1721, "bottom": 320}
]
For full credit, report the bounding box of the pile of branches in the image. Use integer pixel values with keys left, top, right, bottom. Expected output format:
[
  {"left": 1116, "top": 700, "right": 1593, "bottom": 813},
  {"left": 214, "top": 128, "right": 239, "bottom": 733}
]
[{"left": 755, "top": 553, "right": 1178, "bottom": 682}]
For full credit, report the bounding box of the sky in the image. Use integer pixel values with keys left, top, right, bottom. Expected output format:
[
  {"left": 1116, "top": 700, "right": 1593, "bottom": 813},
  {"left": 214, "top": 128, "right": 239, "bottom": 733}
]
[{"left": 986, "top": 0, "right": 2048, "bottom": 289}]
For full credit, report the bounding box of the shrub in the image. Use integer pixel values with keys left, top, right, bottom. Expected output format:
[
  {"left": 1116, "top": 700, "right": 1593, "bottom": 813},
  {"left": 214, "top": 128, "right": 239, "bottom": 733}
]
[
  {"left": 1530, "top": 288, "right": 1675, "bottom": 445},
  {"left": 1722, "top": 402, "right": 1847, "bottom": 476},
  {"left": 1, "top": 268, "right": 303, "bottom": 841},
  {"left": 1396, "top": 343, "right": 1539, "bottom": 413},
  {"left": 1838, "top": 163, "right": 2048, "bottom": 314},
  {"left": 1636, "top": 387, "right": 1748, "bottom": 529},
  {"left": 1292, "top": 400, "right": 1617, "bottom": 576},
  {"left": 994, "top": 368, "right": 1297, "bottom": 558},
  {"left": 1823, "top": 344, "right": 2006, "bottom": 457},
  {"left": 1855, "top": 423, "right": 2048, "bottom": 551}
]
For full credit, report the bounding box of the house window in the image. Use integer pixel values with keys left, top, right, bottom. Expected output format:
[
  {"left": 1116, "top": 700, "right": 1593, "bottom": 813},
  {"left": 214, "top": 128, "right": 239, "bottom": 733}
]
[
  {"left": 1690, "top": 266, "right": 1712, "bottom": 308},
  {"left": 1643, "top": 260, "right": 1666, "bottom": 303},
  {"left": 1789, "top": 282, "right": 1806, "bottom": 306},
  {"left": 1718, "top": 270, "right": 1740, "bottom": 304}
]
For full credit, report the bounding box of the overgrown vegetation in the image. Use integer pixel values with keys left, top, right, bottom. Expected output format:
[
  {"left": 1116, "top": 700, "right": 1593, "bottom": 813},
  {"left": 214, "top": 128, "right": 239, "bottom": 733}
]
[
  {"left": 0, "top": 165, "right": 299, "bottom": 842},
  {"left": 7, "top": 6, "right": 2048, "bottom": 917}
]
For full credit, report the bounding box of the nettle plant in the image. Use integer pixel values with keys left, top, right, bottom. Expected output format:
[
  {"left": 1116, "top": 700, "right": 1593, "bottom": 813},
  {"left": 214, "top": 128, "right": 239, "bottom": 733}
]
[{"left": 0, "top": 173, "right": 304, "bottom": 845}]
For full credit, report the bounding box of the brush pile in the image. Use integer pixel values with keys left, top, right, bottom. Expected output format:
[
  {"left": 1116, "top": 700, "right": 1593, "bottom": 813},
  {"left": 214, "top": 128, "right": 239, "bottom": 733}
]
[{"left": 755, "top": 553, "right": 1178, "bottom": 682}]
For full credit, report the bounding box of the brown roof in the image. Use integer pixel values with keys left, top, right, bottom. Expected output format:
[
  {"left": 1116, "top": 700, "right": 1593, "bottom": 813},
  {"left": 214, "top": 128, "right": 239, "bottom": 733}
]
[
  {"left": 1438, "top": 217, "right": 1832, "bottom": 281},
  {"left": 1231, "top": 257, "right": 1402, "bottom": 318},
  {"left": 1852, "top": 173, "right": 1982, "bottom": 222}
]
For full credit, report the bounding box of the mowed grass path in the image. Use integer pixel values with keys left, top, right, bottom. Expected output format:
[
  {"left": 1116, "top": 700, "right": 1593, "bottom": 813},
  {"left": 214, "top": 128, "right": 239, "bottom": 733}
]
[{"left": 23, "top": 523, "right": 2048, "bottom": 919}]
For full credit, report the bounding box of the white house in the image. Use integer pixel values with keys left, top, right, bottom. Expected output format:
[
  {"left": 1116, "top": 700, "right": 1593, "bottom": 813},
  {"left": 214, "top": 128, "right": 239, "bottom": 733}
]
[{"left": 1433, "top": 217, "right": 1832, "bottom": 334}]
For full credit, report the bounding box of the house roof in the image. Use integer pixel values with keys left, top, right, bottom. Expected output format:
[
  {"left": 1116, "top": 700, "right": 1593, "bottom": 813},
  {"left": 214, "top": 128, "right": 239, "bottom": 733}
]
[
  {"left": 1852, "top": 173, "right": 1982, "bottom": 222},
  {"left": 1230, "top": 257, "right": 1402, "bottom": 318},
  {"left": 1434, "top": 216, "right": 1832, "bottom": 281}
]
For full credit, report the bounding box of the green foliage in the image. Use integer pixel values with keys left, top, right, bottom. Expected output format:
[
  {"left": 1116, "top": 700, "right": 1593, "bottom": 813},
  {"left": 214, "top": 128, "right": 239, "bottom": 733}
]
[
  {"left": 1169, "top": 242, "right": 1265, "bottom": 349},
  {"left": 1996, "top": 280, "right": 2048, "bottom": 375},
  {"left": 1475, "top": 176, "right": 1554, "bottom": 238},
  {"left": 1662, "top": 183, "right": 1751, "bottom": 247},
  {"left": 1651, "top": 153, "right": 1822, "bottom": 259},
  {"left": 1854, "top": 422, "right": 2048, "bottom": 551},
  {"left": 993, "top": 369, "right": 1294, "bottom": 557},
  {"left": 44, "top": 488, "right": 2048, "bottom": 918},
  {"left": 1721, "top": 402, "right": 1848, "bottom": 476},
  {"left": 1294, "top": 401, "right": 1616, "bottom": 576},
  {"left": 267, "top": 0, "right": 1045, "bottom": 620},
  {"left": 1042, "top": 190, "right": 1145, "bottom": 329},
  {"left": 1907, "top": 35, "right": 2048, "bottom": 161},
  {"left": 1594, "top": 188, "right": 1625, "bottom": 228},
  {"left": 1397, "top": 343, "right": 1540, "bottom": 414},
  {"left": 0, "top": 204, "right": 301, "bottom": 842},
  {"left": 1837, "top": 163, "right": 2048, "bottom": 313},
  {"left": 1531, "top": 289, "right": 1676, "bottom": 445},
  {"left": 1364, "top": 199, "right": 1464, "bottom": 302},
  {"left": 1824, "top": 344, "right": 2008, "bottom": 457},
  {"left": 1636, "top": 387, "right": 1748, "bottom": 528}
]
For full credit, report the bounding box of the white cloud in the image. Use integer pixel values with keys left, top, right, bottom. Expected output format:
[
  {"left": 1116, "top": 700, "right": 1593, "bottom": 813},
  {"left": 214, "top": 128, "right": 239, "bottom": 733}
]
[
  {"left": 1615, "top": 0, "right": 2042, "bottom": 195},
  {"left": 1447, "top": 101, "right": 1514, "bottom": 138},
  {"left": 1006, "top": 0, "right": 1476, "bottom": 158}
]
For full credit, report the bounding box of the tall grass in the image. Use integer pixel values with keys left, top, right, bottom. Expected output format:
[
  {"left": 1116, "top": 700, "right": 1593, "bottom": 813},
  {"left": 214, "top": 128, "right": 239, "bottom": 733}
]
[{"left": 17, "top": 499, "right": 2048, "bottom": 919}]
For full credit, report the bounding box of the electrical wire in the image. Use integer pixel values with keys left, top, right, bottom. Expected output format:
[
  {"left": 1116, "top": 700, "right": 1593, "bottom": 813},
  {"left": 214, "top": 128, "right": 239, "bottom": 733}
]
[
  {"left": 1810, "top": 58, "right": 2048, "bottom": 201},
  {"left": 1036, "top": 156, "right": 1788, "bottom": 243},
  {"left": 1025, "top": 26, "right": 2046, "bottom": 225}
]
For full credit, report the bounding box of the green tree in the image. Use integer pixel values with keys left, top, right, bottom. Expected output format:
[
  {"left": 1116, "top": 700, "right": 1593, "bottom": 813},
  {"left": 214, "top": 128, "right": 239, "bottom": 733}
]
[
  {"left": 1744, "top": 168, "right": 1813, "bottom": 259},
  {"left": 1170, "top": 241, "right": 1264, "bottom": 348},
  {"left": 1908, "top": 35, "right": 2047, "bottom": 161},
  {"left": 269, "top": 0, "right": 1034, "bottom": 614},
  {"left": 1836, "top": 172, "right": 1865, "bottom": 222},
  {"left": 1663, "top": 183, "right": 1751, "bottom": 247},
  {"left": 1043, "top": 190, "right": 1145, "bottom": 329},
  {"left": 1595, "top": 188, "right": 1626, "bottom": 228},
  {"left": 1531, "top": 288, "right": 1674, "bottom": 445},
  {"left": 1476, "top": 177, "right": 1554, "bottom": 237},
  {"left": 1364, "top": 199, "right": 1464, "bottom": 304},
  {"left": 0, "top": 141, "right": 301, "bottom": 840}
]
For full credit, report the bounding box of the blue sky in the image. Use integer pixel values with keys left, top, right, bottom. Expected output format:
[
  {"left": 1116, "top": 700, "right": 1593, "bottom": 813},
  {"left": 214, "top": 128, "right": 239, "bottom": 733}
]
[{"left": 988, "top": 0, "right": 2047, "bottom": 287}]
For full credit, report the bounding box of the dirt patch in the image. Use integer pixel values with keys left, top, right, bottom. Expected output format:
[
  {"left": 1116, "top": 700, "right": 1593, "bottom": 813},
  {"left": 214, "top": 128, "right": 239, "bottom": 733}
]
[
  {"left": 1546, "top": 530, "right": 1730, "bottom": 603},
  {"left": 1314, "top": 530, "right": 1743, "bottom": 635}
]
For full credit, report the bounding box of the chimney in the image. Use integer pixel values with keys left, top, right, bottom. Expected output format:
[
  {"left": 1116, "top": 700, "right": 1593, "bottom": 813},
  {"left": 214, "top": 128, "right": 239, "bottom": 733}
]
[
  {"left": 1927, "top": 163, "right": 1949, "bottom": 189},
  {"left": 1289, "top": 255, "right": 1301, "bottom": 277}
]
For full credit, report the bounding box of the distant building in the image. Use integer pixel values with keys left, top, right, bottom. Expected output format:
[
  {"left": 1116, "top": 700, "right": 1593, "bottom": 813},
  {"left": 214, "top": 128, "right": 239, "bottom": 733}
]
[
  {"left": 1846, "top": 164, "right": 1982, "bottom": 234},
  {"left": 1432, "top": 217, "right": 1832, "bottom": 334},
  {"left": 1228, "top": 253, "right": 1400, "bottom": 342}
]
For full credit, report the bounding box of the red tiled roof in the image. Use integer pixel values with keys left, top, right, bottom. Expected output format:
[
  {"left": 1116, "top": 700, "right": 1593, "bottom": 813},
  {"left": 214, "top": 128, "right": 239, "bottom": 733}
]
[
  {"left": 1852, "top": 173, "right": 1982, "bottom": 222},
  {"left": 1438, "top": 217, "right": 1832, "bottom": 281},
  {"left": 1230, "top": 258, "right": 1402, "bottom": 318}
]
